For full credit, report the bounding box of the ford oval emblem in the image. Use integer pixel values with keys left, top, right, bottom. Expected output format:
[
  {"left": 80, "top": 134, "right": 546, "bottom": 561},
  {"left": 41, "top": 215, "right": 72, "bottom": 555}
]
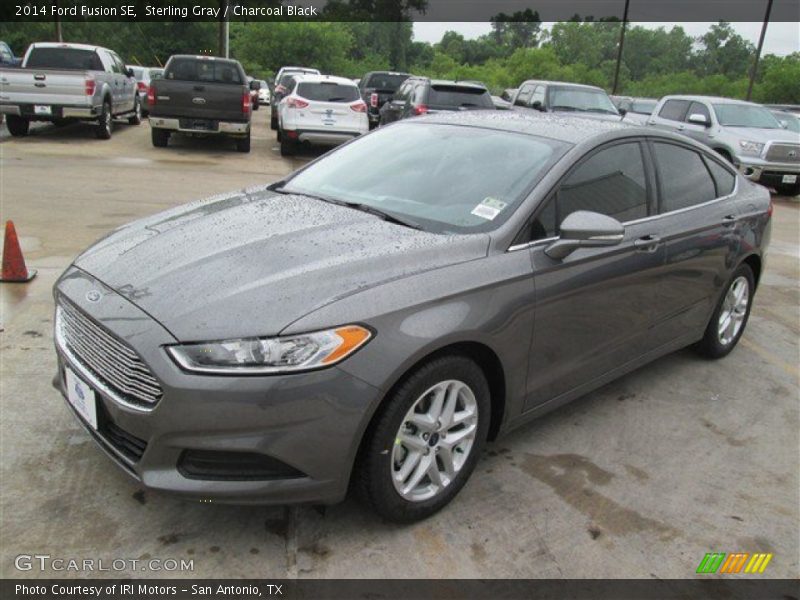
[
  {"left": 789, "top": 150, "right": 797, "bottom": 158},
  {"left": 86, "top": 290, "right": 102, "bottom": 303}
]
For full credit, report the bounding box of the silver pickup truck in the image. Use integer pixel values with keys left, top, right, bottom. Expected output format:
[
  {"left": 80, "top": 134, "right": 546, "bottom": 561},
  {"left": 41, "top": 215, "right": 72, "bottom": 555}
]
[
  {"left": 648, "top": 95, "right": 800, "bottom": 196},
  {"left": 0, "top": 42, "right": 141, "bottom": 139}
]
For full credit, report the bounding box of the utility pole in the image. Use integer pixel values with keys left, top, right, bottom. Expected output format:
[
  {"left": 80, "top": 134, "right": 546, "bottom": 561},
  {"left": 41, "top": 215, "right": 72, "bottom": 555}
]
[
  {"left": 54, "top": 0, "right": 63, "bottom": 42},
  {"left": 612, "top": 0, "right": 630, "bottom": 95},
  {"left": 746, "top": 0, "right": 773, "bottom": 101},
  {"left": 218, "top": 0, "right": 229, "bottom": 58}
]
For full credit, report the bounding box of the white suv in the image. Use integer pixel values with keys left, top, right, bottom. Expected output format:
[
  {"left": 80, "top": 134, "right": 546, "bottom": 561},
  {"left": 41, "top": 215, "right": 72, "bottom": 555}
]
[{"left": 277, "top": 74, "right": 368, "bottom": 156}]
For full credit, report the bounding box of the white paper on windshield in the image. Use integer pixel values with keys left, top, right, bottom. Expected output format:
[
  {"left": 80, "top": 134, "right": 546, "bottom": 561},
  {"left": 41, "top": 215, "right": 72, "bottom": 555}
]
[{"left": 471, "top": 197, "right": 508, "bottom": 221}]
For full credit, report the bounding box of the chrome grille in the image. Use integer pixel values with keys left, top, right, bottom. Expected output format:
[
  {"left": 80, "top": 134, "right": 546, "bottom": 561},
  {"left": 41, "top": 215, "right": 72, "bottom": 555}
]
[
  {"left": 765, "top": 143, "right": 800, "bottom": 163},
  {"left": 56, "top": 298, "right": 163, "bottom": 407}
]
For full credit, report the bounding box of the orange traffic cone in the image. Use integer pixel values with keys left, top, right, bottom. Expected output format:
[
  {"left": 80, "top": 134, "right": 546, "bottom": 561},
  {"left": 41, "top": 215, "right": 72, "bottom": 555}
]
[{"left": 1, "top": 221, "right": 37, "bottom": 283}]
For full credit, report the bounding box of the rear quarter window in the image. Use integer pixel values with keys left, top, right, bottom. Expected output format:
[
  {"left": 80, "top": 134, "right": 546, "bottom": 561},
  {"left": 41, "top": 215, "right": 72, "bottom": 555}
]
[
  {"left": 428, "top": 85, "right": 493, "bottom": 109},
  {"left": 296, "top": 82, "right": 359, "bottom": 102},
  {"left": 654, "top": 143, "right": 717, "bottom": 212},
  {"left": 166, "top": 59, "right": 242, "bottom": 84},
  {"left": 705, "top": 158, "right": 736, "bottom": 196}
]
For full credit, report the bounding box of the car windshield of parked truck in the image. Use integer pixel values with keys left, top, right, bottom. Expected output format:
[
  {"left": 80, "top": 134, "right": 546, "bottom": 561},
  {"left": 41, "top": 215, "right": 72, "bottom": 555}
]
[
  {"left": 166, "top": 58, "right": 242, "bottom": 85},
  {"left": 282, "top": 123, "right": 569, "bottom": 234},
  {"left": 428, "top": 85, "right": 494, "bottom": 109},
  {"left": 713, "top": 104, "right": 781, "bottom": 128},
  {"left": 631, "top": 100, "right": 657, "bottom": 114},
  {"left": 25, "top": 48, "right": 103, "bottom": 71},
  {"left": 365, "top": 73, "right": 409, "bottom": 91},
  {"left": 550, "top": 87, "right": 618, "bottom": 115},
  {"left": 297, "top": 82, "right": 360, "bottom": 102}
]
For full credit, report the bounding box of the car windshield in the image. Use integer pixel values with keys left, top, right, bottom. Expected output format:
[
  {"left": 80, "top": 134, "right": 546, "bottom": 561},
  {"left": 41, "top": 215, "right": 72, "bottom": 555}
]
[
  {"left": 365, "top": 73, "right": 409, "bottom": 91},
  {"left": 631, "top": 100, "right": 657, "bottom": 114},
  {"left": 297, "top": 82, "right": 359, "bottom": 102},
  {"left": 713, "top": 104, "right": 781, "bottom": 128},
  {"left": 282, "top": 123, "right": 569, "bottom": 234},
  {"left": 550, "top": 87, "right": 618, "bottom": 114},
  {"left": 165, "top": 58, "right": 242, "bottom": 84},
  {"left": 26, "top": 48, "right": 102, "bottom": 71},
  {"left": 770, "top": 111, "right": 800, "bottom": 133},
  {"left": 428, "top": 85, "right": 494, "bottom": 109}
]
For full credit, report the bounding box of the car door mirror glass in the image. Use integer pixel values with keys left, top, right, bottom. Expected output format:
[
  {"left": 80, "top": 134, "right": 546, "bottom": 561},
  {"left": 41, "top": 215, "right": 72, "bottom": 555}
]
[
  {"left": 545, "top": 210, "right": 624, "bottom": 259},
  {"left": 125, "top": 67, "right": 134, "bottom": 78},
  {"left": 531, "top": 100, "right": 543, "bottom": 111},
  {"left": 688, "top": 113, "right": 710, "bottom": 127}
]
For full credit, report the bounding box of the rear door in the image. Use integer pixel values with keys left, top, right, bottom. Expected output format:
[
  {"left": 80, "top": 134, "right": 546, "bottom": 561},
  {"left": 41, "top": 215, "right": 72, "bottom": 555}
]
[
  {"left": 680, "top": 101, "right": 714, "bottom": 147},
  {"left": 523, "top": 140, "right": 665, "bottom": 410},
  {"left": 297, "top": 81, "right": 362, "bottom": 132},
  {"left": 158, "top": 58, "right": 246, "bottom": 122}
]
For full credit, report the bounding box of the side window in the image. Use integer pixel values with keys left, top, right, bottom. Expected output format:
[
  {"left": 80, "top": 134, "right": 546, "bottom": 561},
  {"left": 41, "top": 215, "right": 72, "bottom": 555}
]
[
  {"left": 515, "top": 84, "right": 534, "bottom": 107},
  {"left": 413, "top": 83, "right": 426, "bottom": 104},
  {"left": 557, "top": 143, "right": 649, "bottom": 224},
  {"left": 705, "top": 157, "right": 736, "bottom": 197},
  {"left": 658, "top": 99, "right": 690, "bottom": 122},
  {"left": 530, "top": 86, "right": 546, "bottom": 107},
  {"left": 107, "top": 52, "right": 121, "bottom": 74},
  {"left": 685, "top": 101, "right": 710, "bottom": 123},
  {"left": 395, "top": 81, "right": 411, "bottom": 101},
  {"left": 529, "top": 196, "right": 557, "bottom": 241},
  {"left": 654, "top": 143, "right": 717, "bottom": 212}
]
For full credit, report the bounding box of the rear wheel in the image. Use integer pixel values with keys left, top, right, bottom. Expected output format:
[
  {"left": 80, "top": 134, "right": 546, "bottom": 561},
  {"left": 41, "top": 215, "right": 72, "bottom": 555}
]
[
  {"left": 280, "top": 136, "right": 295, "bottom": 157},
  {"left": 95, "top": 101, "right": 112, "bottom": 139},
  {"left": 235, "top": 133, "right": 251, "bottom": 153},
  {"left": 151, "top": 127, "right": 169, "bottom": 148},
  {"left": 6, "top": 115, "right": 30, "bottom": 137},
  {"left": 128, "top": 97, "right": 142, "bottom": 125},
  {"left": 776, "top": 182, "right": 800, "bottom": 197},
  {"left": 355, "top": 355, "right": 490, "bottom": 523},
  {"left": 695, "top": 264, "right": 754, "bottom": 359}
]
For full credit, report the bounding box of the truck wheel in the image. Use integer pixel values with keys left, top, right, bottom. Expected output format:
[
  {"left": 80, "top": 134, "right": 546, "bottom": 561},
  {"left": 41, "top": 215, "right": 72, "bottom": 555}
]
[
  {"left": 276, "top": 127, "right": 282, "bottom": 142},
  {"left": 776, "top": 182, "right": 800, "bottom": 197},
  {"left": 6, "top": 115, "right": 30, "bottom": 137},
  {"left": 236, "top": 133, "right": 251, "bottom": 153},
  {"left": 128, "top": 98, "right": 142, "bottom": 125},
  {"left": 95, "top": 101, "right": 112, "bottom": 139},
  {"left": 252, "top": 100, "right": 259, "bottom": 111},
  {"left": 151, "top": 127, "right": 169, "bottom": 148},
  {"left": 280, "top": 136, "right": 295, "bottom": 157},
  {"left": 270, "top": 113, "right": 278, "bottom": 130}
]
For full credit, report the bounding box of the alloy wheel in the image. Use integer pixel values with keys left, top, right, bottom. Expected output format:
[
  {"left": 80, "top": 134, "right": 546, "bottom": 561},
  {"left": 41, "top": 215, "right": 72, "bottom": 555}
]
[{"left": 718, "top": 275, "right": 749, "bottom": 346}]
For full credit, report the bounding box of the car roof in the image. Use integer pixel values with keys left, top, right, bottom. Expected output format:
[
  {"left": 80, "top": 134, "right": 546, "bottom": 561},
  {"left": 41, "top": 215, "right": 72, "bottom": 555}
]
[
  {"left": 661, "top": 95, "right": 761, "bottom": 106},
  {"left": 416, "top": 111, "right": 633, "bottom": 144},
  {"left": 280, "top": 66, "right": 319, "bottom": 73},
  {"left": 293, "top": 74, "right": 357, "bottom": 86},
  {"left": 365, "top": 71, "right": 410, "bottom": 76},
  {"left": 406, "top": 77, "right": 488, "bottom": 90},
  {"left": 169, "top": 54, "right": 240, "bottom": 66},
  {"left": 519, "top": 80, "right": 606, "bottom": 92}
]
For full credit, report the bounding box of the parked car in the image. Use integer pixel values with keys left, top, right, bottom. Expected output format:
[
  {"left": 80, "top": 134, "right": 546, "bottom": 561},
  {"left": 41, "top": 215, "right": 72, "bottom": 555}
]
[
  {"left": 379, "top": 77, "right": 494, "bottom": 125},
  {"left": 648, "top": 95, "right": 800, "bottom": 196},
  {"left": 127, "top": 65, "right": 161, "bottom": 116},
  {"left": 147, "top": 54, "right": 256, "bottom": 152},
  {"left": 270, "top": 66, "right": 320, "bottom": 129},
  {"left": 257, "top": 80, "right": 270, "bottom": 105},
  {"left": 358, "top": 71, "right": 410, "bottom": 129},
  {"left": 0, "top": 42, "right": 141, "bottom": 138},
  {"left": 0, "top": 41, "right": 21, "bottom": 66},
  {"left": 769, "top": 109, "right": 800, "bottom": 134},
  {"left": 511, "top": 80, "right": 621, "bottom": 121},
  {"left": 246, "top": 76, "right": 260, "bottom": 110},
  {"left": 616, "top": 96, "right": 658, "bottom": 125},
  {"left": 500, "top": 88, "right": 517, "bottom": 102},
  {"left": 276, "top": 74, "right": 368, "bottom": 156},
  {"left": 52, "top": 111, "right": 770, "bottom": 522}
]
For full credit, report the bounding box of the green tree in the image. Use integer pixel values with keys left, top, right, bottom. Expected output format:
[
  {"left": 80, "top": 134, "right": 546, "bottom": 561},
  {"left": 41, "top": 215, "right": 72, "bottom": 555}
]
[{"left": 696, "top": 21, "right": 755, "bottom": 78}]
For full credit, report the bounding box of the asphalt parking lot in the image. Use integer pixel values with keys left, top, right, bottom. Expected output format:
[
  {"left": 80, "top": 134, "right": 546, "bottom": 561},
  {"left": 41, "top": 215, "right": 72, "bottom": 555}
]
[{"left": 0, "top": 112, "right": 798, "bottom": 580}]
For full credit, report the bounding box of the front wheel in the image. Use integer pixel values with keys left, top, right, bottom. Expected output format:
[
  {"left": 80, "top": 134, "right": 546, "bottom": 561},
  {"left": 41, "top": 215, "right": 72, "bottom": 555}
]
[
  {"left": 776, "top": 182, "right": 800, "bottom": 197},
  {"left": 95, "top": 101, "right": 112, "bottom": 139},
  {"left": 355, "top": 355, "right": 490, "bottom": 523},
  {"left": 6, "top": 115, "right": 30, "bottom": 137},
  {"left": 695, "top": 264, "right": 755, "bottom": 359}
]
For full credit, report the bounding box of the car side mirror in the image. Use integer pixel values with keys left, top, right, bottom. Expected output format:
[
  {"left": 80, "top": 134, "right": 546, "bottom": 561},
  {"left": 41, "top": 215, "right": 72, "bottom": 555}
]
[
  {"left": 688, "top": 113, "right": 710, "bottom": 127},
  {"left": 545, "top": 211, "right": 625, "bottom": 260},
  {"left": 126, "top": 67, "right": 134, "bottom": 78},
  {"left": 531, "top": 100, "right": 544, "bottom": 111},
  {"left": 618, "top": 107, "right": 627, "bottom": 116},
  {"left": 249, "top": 80, "right": 260, "bottom": 91}
]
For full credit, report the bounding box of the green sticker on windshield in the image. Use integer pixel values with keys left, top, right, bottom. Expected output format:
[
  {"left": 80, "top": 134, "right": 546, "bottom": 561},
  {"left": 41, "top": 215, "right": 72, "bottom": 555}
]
[{"left": 471, "top": 197, "right": 507, "bottom": 221}]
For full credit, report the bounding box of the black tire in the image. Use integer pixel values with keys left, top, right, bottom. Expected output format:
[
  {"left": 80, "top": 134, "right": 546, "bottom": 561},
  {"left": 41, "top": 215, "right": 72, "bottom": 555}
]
[
  {"left": 354, "top": 354, "right": 491, "bottom": 523},
  {"left": 95, "top": 101, "right": 112, "bottom": 139},
  {"left": 128, "top": 97, "right": 142, "bottom": 125},
  {"left": 236, "top": 133, "right": 251, "bottom": 153},
  {"left": 270, "top": 113, "right": 278, "bottom": 130},
  {"left": 276, "top": 127, "right": 282, "bottom": 142},
  {"left": 776, "top": 182, "right": 800, "bottom": 197},
  {"left": 280, "top": 136, "right": 295, "bottom": 157},
  {"left": 6, "top": 115, "right": 30, "bottom": 137},
  {"left": 151, "top": 127, "right": 169, "bottom": 148},
  {"left": 695, "top": 263, "right": 755, "bottom": 359},
  {"left": 252, "top": 100, "right": 259, "bottom": 111}
]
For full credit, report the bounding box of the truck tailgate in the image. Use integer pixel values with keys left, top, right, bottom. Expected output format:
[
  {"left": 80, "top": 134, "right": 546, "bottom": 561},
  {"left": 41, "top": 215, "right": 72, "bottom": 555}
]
[
  {"left": 0, "top": 68, "right": 91, "bottom": 106},
  {"left": 150, "top": 79, "right": 246, "bottom": 121}
]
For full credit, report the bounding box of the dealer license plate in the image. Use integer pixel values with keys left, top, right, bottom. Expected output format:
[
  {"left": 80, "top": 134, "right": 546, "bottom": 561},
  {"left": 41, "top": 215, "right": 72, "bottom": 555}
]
[
  {"left": 34, "top": 105, "right": 52, "bottom": 115},
  {"left": 782, "top": 174, "right": 797, "bottom": 184},
  {"left": 65, "top": 367, "right": 98, "bottom": 430}
]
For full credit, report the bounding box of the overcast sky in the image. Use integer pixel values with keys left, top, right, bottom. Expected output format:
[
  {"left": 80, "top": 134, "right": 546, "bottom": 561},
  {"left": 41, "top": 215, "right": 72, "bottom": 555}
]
[{"left": 413, "top": 22, "right": 800, "bottom": 56}]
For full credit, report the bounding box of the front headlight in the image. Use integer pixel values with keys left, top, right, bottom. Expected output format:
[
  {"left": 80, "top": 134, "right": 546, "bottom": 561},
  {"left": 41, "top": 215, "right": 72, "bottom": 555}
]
[
  {"left": 166, "top": 325, "right": 372, "bottom": 374},
  {"left": 738, "top": 140, "right": 765, "bottom": 156}
]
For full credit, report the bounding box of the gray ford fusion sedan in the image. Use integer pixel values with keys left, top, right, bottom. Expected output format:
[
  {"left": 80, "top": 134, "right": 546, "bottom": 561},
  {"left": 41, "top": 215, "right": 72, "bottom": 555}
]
[{"left": 54, "top": 112, "right": 771, "bottom": 522}]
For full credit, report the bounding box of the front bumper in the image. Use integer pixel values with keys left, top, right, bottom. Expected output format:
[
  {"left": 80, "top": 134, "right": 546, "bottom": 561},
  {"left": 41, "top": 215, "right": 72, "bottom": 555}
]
[
  {"left": 53, "top": 267, "right": 381, "bottom": 505},
  {"left": 148, "top": 116, "right": 249, "bottom": 136},
  {"left": 737, "top": 156, "right": 800, "bottom": 185}
]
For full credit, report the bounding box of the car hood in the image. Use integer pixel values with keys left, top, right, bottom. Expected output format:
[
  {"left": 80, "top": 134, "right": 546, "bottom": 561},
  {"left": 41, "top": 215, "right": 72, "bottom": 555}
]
[
  {"left": 724, "top": 126, "right": 799, "bottom": 144},
  {"left": 74, "top": 187, "right": 490, "bottom": 342}
]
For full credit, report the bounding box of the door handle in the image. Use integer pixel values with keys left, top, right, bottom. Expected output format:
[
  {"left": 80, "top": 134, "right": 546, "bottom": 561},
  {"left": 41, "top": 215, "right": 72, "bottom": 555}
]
[
  {"left": 677, "top": 124, "right": 685, "bottom": 130},
  {"left": 722, "top": 214, "right": 738, "bottom": 227},
  {"left": 634, "top": 234, "right": 662, "bottom": 253}
]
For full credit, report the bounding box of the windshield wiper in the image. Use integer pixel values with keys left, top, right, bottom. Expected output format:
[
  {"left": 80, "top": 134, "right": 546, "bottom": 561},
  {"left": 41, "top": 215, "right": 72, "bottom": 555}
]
[
  {"left": 584, "top": 108, "right": 618, "bottom": 114},
  {"left": 276, "top": 187, "right": 423, "bottom": 231}
]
